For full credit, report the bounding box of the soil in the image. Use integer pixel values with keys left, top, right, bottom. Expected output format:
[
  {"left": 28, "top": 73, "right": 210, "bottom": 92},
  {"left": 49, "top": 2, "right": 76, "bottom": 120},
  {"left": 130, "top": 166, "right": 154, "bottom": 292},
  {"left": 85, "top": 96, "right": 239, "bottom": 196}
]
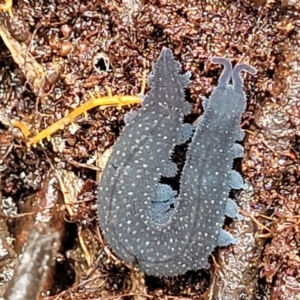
[{"left": 0, "top": 0, "right": 300, "bottom": 299}]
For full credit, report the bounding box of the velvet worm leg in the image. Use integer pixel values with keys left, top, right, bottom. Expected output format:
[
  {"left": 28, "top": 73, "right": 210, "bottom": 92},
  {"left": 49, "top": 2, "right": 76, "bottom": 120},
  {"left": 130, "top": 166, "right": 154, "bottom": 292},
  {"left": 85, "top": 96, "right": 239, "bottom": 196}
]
[
  {"left": 233, "top": 143, "right": 244, "bottom": 158},
  {"left": 225, "top": 198, "right": 243, "bottom": 220},
  {"left": 217, "top": 229, "right": 238, "bottom": 247}
]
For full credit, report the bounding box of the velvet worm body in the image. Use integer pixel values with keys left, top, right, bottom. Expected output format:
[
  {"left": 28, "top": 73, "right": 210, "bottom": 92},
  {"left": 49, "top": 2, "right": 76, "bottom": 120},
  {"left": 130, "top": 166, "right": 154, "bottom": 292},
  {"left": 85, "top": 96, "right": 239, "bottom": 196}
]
[
  {"left": 177, "top": 58, "right": 257, "bottom": 271},
  {"left": 97, "top": 48, "right": 256, "bottom": 276}
]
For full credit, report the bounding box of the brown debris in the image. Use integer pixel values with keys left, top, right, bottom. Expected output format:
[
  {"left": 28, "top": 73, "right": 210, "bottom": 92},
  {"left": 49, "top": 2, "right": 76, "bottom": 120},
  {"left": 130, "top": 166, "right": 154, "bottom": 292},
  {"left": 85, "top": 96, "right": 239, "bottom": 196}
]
[
  {"left": 4, "top": 225, "right": 60, "bottom": 300},
  {"left": 256, "top": 30, "right": 300, "bottom": 299},
  {"left": 14, "top": 169, "right": 66, "bottom": 255},
  {"left": 0, "top": 175, "right": 17, "bottom": 298},
  {"left": 0, "top": 21, "right": 52, "bottom": 94},
  {"left": 208, "top": 184, "right": 265, "bottom": 300},
  {"left": 0, "top": 0, "right": 299, "bottom": 299}
]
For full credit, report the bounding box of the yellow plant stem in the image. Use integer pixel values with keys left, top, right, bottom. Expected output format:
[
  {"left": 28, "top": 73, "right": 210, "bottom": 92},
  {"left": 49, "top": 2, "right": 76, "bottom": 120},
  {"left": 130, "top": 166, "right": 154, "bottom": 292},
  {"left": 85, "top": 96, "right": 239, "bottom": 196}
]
[{"left": 0, "top": 0, "right": 13, "bottom": 17}]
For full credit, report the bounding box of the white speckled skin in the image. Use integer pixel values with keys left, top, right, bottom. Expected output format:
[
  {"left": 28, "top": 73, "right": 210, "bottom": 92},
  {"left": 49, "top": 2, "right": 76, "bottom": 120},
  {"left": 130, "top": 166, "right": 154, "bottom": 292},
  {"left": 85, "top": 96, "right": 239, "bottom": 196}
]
[
  {"left": 178, "top": 59, "right": 256, "bottom": 271},
  {"left": 98, "top": 48, "right": 192, "bottom": 276},
  {"left": 97, "top": 48, "right": 256, "bottom": 276}
]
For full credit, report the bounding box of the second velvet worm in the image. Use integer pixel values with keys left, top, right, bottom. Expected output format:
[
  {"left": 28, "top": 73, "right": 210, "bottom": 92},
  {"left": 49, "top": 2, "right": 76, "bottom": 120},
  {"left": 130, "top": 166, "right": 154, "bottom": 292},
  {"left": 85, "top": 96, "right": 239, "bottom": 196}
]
[{"left": 178, "top": 58, "right": 257, "bottom": 270}]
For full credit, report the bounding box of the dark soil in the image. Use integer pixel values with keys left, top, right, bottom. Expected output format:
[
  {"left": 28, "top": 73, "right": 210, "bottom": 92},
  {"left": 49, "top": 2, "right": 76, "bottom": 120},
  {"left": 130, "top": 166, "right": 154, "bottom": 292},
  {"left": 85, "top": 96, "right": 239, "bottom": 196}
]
[{"left": 0, "top": 0, "right": 300, "bottom": 299}]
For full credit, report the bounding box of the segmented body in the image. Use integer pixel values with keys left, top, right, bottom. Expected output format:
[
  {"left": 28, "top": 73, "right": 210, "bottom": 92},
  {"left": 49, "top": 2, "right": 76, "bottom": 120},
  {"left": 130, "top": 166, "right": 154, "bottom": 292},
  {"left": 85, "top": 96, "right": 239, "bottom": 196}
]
[
  {"left": 97, "top": 48, "right": 193, "bottom": 276},
  {"left": 178, "top": 59, "right": 256, "bottom": 270},
  {"left": 97, "top": 48, "right": 256, "bottom": 276}
]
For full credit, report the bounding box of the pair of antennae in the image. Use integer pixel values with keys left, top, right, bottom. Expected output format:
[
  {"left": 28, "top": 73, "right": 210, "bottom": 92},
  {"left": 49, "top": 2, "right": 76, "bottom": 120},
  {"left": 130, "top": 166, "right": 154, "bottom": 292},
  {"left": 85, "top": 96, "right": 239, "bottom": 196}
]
[{"left": 211, "top": 57, "right": 257, "bottom": 88}]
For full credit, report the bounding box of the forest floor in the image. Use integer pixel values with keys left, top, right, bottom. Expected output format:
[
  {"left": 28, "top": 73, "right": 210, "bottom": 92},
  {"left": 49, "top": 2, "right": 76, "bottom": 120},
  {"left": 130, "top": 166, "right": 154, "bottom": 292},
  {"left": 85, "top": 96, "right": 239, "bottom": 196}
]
[{"left": 0, "top": 0, "right": 300, "bottom": 299}]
